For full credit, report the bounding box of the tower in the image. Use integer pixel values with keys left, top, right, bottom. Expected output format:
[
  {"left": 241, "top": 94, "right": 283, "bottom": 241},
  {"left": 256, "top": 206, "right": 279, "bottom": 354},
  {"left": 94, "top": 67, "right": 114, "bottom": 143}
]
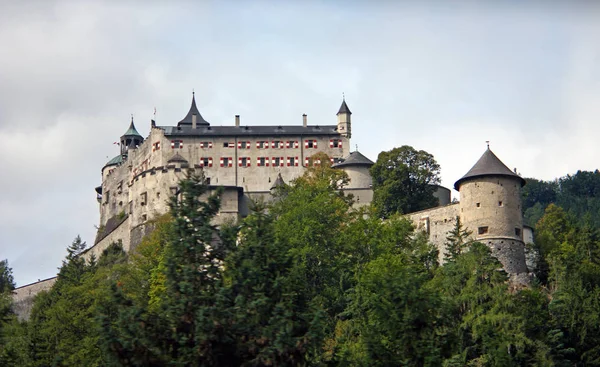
[
  {"left": 120, "top": 116, "right": 143, "bottom": 156},
  {"left": 336, "top": 97, "right": 352, "bottom": 139},
  {"left": 454, "top": 147, "right": 528, "bottom": 281}
]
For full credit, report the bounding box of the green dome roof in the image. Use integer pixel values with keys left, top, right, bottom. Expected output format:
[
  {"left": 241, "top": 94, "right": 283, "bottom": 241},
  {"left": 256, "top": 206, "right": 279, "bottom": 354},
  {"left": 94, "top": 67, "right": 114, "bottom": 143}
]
[{"left": 105, "top": 154, "right": 124, "bottom": 167}]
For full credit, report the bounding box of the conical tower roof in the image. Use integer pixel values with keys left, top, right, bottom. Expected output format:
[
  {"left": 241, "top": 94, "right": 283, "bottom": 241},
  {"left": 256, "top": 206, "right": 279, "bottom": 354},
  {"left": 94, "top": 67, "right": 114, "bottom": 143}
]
[
  {"left": 332, "top": 151, "right": 374, "bottom": 168},
  {"left": 177, "top": 92, "right": 210, "bottom": 127},
  {"left": 122, "top": 116, "right": 142, "bottom": 138},
  {"left": 337, "top": 98, "right": 352, "bottom": 115},
  {"left": 454, "top": 148, "right": 525, "bottom": 190}
]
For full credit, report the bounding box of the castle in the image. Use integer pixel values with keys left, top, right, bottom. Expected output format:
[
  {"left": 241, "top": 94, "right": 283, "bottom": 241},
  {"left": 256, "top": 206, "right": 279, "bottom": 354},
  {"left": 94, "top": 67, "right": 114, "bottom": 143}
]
[{"left": 11, "top": 95, "right": 531, "bottom": 319}]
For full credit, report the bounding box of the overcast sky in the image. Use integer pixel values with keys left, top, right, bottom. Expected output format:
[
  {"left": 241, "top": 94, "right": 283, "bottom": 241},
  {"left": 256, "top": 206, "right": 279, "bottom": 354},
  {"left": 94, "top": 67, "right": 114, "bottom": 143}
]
[{"left": 1, "top": 1, "right": 600, "bottom": 286}]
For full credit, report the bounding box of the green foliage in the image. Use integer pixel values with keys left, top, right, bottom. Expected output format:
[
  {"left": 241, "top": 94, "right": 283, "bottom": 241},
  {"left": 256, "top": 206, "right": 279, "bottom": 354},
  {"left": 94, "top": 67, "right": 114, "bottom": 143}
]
[{"left": 370, "top": 145, "right": 441, "bottom": 218}]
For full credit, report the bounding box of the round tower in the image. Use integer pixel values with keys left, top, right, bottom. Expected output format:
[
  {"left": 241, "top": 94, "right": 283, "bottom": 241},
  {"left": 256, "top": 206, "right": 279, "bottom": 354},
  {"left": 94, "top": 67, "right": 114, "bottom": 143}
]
[
  {"left": 332, "top": 150, "right": 374, "bottom": 189},
  {"left": 454, "top": 147, "right": 528, "bottom": 279}
]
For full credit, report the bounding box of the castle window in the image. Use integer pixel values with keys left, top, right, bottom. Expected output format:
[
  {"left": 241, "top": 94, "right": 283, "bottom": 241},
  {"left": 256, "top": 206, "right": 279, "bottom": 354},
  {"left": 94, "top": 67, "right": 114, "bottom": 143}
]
[
  {"left": 238, "top": 141, "right": 251, "bottom": 149},
  {"left": 515, "top": 228, "right": 521, "bottom": 237},
  {"left": 285, "top": 140, "right": 299, "bottom": 148},
  {"left": 330, "top": 139, "right": 342, "bottom": 148},
  {"left": 152, "top": 142, "right": 161, "bottom": 151},
  {"left": 206, "top": 177, "right": 211, "bottom": 185},
  {"left": 257, "top": 157, "right": 269, "bottom": 167},
  {"left": 117, "top": 181, "right": 123, "bottom": 194},
  {"left": 171, "top": 140, "right": 183, "bottom": 149},
  {"left": 287, "top": 156, "right": 299, "bottom": 167},
  {"left": 305, "top": 139, "right": 317, "bottom": 148},
  {"left": 272, "top": 157, "right": 284, "bottom": 167},
  {"left": 256, "top": 141, "right": 268, "bottom": 149},
  {"left": 200, "top": 157, "right": 213, "bottom": 167},
  {"left": 220, "top": 157, "right": 233, "bottom": 167},
  {"left": 105, "top": 190, "right": 110, "bottom": 204},
  {"left": 478, "top": 226, "right": 488, "bottom": 235},
  {"left": 200, "top": 141, "right": 213, "bottom": 149},
  {"left": 223, "top": 142, "right": 234, "bottom": 148},
  {"left": 498, "top": 201, "right": 503, "bottom": 206},
  {"left": 140, "top": 192, "right": 147, "bottom": 206},
  {"left": 271, "top": 140, "right": 284, "bottom": 149},
  {"left": 156, "top": 192, "right": 160, "bottom": 199},
  {"left": 141, "top": 214, "right": 147, "bottom": 221},
  {"left": 238, "top": 157, "right": 251, "bottom": 167},
  {"left": 476, "top": 202, "right": 481, "bottom": 208}
]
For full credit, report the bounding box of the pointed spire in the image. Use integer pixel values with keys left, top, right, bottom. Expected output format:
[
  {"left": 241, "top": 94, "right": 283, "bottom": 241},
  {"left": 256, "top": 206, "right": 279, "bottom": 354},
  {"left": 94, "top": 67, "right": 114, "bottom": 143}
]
[
  {"left": 177, "top": 91, "right": 210, "bottom": 127},
  {"left": 123, "top": 115, "right": 142, "bottom": 137},
  {"left": 337, "top": 95, "right": 352, "bottom": 115}
]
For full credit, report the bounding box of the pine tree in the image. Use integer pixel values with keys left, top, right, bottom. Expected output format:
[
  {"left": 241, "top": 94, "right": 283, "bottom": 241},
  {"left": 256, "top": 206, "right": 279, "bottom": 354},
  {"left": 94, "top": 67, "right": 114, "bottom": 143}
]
[
  {"left": 161, "top": 170, "right": 235, "bottom": 365},
  {"left": 443, "top": 216, "right": 472, "bottom": 263}
]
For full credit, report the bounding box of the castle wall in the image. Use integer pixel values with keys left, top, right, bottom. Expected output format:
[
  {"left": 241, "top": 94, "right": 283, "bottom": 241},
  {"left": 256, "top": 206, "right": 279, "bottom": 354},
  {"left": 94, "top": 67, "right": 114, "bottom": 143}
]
[
  {"left": 12, "top": 277, "right": 57, "bottom": 321},
  {"left": 84, "top": 216, "right": 132, "bottom": 261},
  {"left": 407, "top": 203, "right": 460, "bottom": 262},
  {"left": 99, "top": 127, "right": 351, "bottom": 229}
]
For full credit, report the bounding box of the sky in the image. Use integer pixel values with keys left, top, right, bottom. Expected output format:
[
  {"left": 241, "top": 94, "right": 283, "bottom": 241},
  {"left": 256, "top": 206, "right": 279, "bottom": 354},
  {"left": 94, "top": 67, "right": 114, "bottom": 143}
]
[{"left": 1, "top": 0, "right": 600, "bottom": 286}]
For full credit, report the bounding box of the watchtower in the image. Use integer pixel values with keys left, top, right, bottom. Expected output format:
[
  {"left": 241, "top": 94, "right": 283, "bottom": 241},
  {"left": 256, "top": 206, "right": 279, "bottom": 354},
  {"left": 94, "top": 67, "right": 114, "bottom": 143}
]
[{"left": 454, "top": 147, "right": 528, "bottom": 279}]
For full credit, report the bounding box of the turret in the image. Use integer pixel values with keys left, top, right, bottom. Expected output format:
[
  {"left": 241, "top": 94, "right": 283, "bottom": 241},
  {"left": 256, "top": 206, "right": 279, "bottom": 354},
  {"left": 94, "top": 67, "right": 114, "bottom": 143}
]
[
  {"left": 336, "top": 97, "right": 352, "bottom": 139},
  {"left": 120, "top": 116, "right": 143, "bottom": 156},
  {"left": 455, "top": 147, "right": 528, "bottom": 281}
]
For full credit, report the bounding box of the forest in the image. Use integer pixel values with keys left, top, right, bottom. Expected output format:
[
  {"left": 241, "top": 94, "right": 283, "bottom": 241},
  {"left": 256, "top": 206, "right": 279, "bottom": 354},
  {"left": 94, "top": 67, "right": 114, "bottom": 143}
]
[{"left": 1, "top": 147, "right": 600, "bottom": 366}]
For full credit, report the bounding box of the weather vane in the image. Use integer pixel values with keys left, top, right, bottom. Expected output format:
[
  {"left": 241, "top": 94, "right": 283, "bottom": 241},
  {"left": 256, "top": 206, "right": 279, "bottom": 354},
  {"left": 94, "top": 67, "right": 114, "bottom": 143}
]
[{"left": 486, "top": 140, "right": 490, "bottom": 149}]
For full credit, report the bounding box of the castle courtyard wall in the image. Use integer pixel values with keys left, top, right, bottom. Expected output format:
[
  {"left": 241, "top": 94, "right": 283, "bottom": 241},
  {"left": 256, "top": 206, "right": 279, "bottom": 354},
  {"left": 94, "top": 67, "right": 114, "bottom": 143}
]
[
  {"left": 406, "top": 203, "right": 460, "bottom": 262},
  {"left": 12, "top": 277, "right": 57, "bottom": 321}
]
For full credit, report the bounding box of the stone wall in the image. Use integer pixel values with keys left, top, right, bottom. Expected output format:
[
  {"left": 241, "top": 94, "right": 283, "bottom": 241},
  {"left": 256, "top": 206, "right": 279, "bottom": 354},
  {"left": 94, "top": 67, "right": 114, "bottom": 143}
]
[
  {"left": 407, "top": 203, "right": 460, "bottom": 262},
  {"left": 12, "top": 277, "right": 57, "bottom": 321},
  {"left": 83, "top": 216, "right": 132, "bottom": 261},
  {"left": 99, "top": 125, "right": 351, "bottom": 230}
]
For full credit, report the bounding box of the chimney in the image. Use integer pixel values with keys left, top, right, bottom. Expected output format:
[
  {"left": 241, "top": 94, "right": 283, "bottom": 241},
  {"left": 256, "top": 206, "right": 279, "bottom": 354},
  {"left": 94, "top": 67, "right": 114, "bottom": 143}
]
[
  {"left": 302, "top": 114, "right": 307, "bottom": 127},
  {"left": 192, "top": 114, "right": 197, "bottom": 129},
  {"left": 235, "top": 115, "right": 240, "bottom": 127}
]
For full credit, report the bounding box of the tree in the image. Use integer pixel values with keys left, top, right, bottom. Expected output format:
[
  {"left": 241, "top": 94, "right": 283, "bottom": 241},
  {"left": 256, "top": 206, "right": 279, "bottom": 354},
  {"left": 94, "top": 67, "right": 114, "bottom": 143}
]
[
  {"left": 370, "top": 145, "right": 441, "bottom": 218},
  {"left": 444, "top": 216, "right": 472, "bottom": 263}
]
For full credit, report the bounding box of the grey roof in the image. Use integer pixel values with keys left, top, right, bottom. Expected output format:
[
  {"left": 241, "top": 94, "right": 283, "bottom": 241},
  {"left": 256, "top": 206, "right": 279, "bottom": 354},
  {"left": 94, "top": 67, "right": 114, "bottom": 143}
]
[
  {"left": 454, "top": 148, "right": 526, "bottom": 190},
  {"left": 177, "top": 93, "right": 210, "bottom": 127},
  {"left": 104, "top": 154, "right": 124, "bottom": 167},
  {"left": 167, "top": 152, "right": 189, "bottom": 164},
  {"left": 271, "top": 173, "right": 286, "bottom": 190},
  {"left": 332, "top": 151, "right": 374, "bottom": 168},
  {"left": 158, "top": 124, "right": 340, "bottom": 137},
  {"left": 337, "top": 99, "right": 352, "bottom": 115},
  {"left": 123, "top": 117, "right": 142, "bottom": 138}
]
